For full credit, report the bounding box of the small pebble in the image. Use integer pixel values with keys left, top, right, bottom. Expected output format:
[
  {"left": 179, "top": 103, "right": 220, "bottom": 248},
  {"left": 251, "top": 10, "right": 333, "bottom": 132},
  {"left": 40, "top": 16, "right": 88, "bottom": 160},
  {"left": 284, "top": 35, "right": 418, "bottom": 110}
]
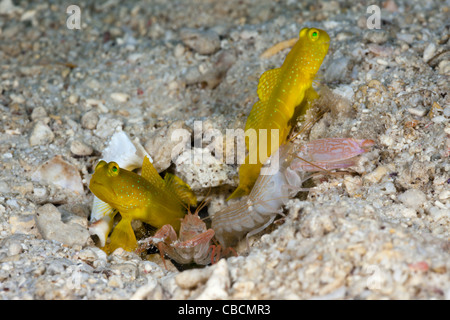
[
  {"left": 10, "top": 94, "right": 25, "bottom": 104},
  {"left": 0, "top": 0, "right": 22, "bottom": 15},
  {"left": 30, "top": 106, "right": 47, "bottom": 120},
  {"left": 423, "top": 43, "right": 436, "bottom": 62},
  {"left": 401, "top": 207, "right": 417, "bottom": 218},
  {"left": 445, "top": 127, "right": 450, "bottom": 135},
  {"left": 180, "top": 28, "right": 221, "bottom": 55},
  {"left": 407, "top": 106, "right": 427, "bottom": 117},
  {"left": 20, "top": 10, "right": 36, "bottom": 22},
  {"left": 240, "top": 29, "right": 258, "bottom": 40},
  {"left": 398, "top": 189, "right": 427, "bottom": 210},
  {"left": 182, "top": 50, "right": 236, "bottom": 89},
  {"left": 438, "top": 60, "right": 450, "bottom": 75},
  {"left": 176, "top": 268, "right": 212, "bottom": 290},
  {"left": 35, "top": 204, "right": 90, "bottom": 247},
  {"left": 94, "top": 116, "right": 124, "bottom": 139},
  {"left": 110, "top": 92, "right": 130, "bottom": 103},
  {"left": 174, "top": 43, "right": 185, "bottom": 57},
  {"left": 81, "top": 110, "right": 99, "bottom": 130},
  {"left": 70, "top": 140, "right": 93, "bottom": 156},
  {"left": 431, "top": 115, "right": 446, "bottom": 124},
  {"left": 0, "top": 181, "right": 10, "bottom": 193},
  {"left": 6, "top": 199, "right": 19, "bottom": 208},
  {"left": 428, "top": 206, "right": 446, "bottom": 220},
  {"left": 363, "top": 30, "right": 388, "bottom": 44},
  {"left": 384, "top": 0, "right": 398, "bottom": 12},
  {"left": 86, "top": 99, "right": 108, "bottom": 113},
  {"left": 324, "top": 57, "right": 350, "bottom": 82},
  {"left": 396, "top": 33, "right": 414, "bottom": 44},
  {"left": 443, "top": 106, "right": 450, "bottom": 117},
  {"left": 364, "top": 165, "right": 388, "bottom": 183},
  {"left": 168, "top": 80, "right": 178, "bottom": 91},
  {"left": 29, "top": 122, "right": 54, "bottom": 146},
  {"left": 368, "top": 44, "right": 393, "bottom": 57},
  {"left": 127, "top": 53, "right": 143, "bottom": 62},
  {"left": 196, "top": 259, "right": 230, "bottom": 299},
  {"left": 382, "top": 181, "right": 396, "bottom": 194},
  {"left": 8, "top": 241, "right": 22, "bottom": 256},
  {"left": 69, "top": 94, "right": 79, "bottom": 104},
  {"left": 33, "top": 187, "right": 47, "bottom": 198},
  {"left": 9, "top": 215, "right": 39, "bottom": 237},
  {"left": 439, "top": 190, "right": 450, "bottom": 201},
  {"left": 108, "top": 275, "right": 124, "bottom": 288}
]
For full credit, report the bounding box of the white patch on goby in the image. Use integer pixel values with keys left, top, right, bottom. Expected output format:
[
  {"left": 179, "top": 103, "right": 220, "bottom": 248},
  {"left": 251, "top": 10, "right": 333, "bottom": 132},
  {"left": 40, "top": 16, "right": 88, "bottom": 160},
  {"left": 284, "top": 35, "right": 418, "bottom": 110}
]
[{"left": 89, "top": 196, "right": 116, "bottom": 222}]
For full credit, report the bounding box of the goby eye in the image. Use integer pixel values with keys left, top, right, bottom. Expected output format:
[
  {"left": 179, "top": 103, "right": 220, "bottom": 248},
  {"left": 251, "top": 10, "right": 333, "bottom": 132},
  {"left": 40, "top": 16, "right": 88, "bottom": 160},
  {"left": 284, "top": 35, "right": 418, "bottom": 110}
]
[{"left": 309, "top": 29, "right": 319, "bottom": 41}]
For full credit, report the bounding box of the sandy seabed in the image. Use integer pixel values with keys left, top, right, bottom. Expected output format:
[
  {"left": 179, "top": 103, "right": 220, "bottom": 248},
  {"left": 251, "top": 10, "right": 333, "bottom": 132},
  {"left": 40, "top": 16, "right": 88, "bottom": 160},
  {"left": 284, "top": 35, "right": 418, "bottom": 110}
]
[{"left": 0, "top": 0, "right": 449, "bottom": 299}]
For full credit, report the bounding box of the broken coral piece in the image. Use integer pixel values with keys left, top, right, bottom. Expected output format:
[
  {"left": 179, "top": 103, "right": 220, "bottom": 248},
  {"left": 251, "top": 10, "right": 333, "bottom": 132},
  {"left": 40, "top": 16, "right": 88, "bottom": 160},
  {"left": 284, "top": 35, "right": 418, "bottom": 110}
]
[
  {"left": 101, "top": 130, "right": 152, "bottom": 171},
  {"left": 31, "top": 155, "right": 84, "bottom": 194}
]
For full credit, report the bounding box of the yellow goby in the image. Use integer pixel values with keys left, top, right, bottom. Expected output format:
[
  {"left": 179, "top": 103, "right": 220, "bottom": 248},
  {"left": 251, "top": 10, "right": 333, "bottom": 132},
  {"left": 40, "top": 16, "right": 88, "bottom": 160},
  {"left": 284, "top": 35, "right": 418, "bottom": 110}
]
[
  {"left": 229, "top": 27, "right": 330, "bottom": 199},
  {"left": 89, "top": 156, "right": 196, "bottom": 253}
]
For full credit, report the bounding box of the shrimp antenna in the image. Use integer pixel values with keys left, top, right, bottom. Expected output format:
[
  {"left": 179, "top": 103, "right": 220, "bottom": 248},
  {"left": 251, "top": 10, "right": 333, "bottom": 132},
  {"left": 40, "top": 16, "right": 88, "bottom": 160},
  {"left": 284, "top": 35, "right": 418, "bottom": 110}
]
[
  {"left": 292, "top": 155, "right": 334, "bottom": 175},
  {"left": 197, "top": 197, "right": 211, "bottom": 218},
  {"left": 192, "top": 187, "right": 213, "bottom": 220},
  {"left": 288, "top": 106, "right": 328, "bottom": 143},
  {"left": 177, "top": 186, "right": 211, "bottom": 214},
  {"left": 286, "top": 89, "right": 367, "bottom": 185}
]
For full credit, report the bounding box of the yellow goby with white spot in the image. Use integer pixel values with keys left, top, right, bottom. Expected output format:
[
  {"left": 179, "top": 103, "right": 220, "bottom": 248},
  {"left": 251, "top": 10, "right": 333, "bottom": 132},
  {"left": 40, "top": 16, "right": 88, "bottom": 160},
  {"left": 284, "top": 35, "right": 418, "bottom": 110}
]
[
  {"left": 89, "top": 156, "right": 196, "bottom": 253},
  {"left": 228, "top": 28, "right": 330, "bottom": 199}
]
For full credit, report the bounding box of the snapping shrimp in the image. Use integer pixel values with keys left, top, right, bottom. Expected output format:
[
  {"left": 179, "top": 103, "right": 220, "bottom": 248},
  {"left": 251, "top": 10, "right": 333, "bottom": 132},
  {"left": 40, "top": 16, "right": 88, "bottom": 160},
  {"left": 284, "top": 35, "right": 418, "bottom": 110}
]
[
  {"left": 136, "top": 203, "right": 235, "bottom": 269},
  {"left": 211, "top": 137, "right": 375, "bottom": 247}
]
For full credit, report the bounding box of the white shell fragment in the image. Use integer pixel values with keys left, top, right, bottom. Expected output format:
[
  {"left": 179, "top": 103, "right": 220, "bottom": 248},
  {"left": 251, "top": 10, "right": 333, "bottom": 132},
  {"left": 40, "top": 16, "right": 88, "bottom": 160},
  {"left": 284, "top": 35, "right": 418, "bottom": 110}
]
[
  {"left": 31, "top": 155, "right": 84, "bottom": 194},
  {"left": 110, "top": 92, "right": 130, "bottom": 102},
  {"left": 101, "top": 130, "right": 152, "bottom": 170},
  {"left": 29, "top": 122, "right": 54, "bottom": 146},
  {"left": 88, "top": 203, "right": 114, "bottom": 247}
]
